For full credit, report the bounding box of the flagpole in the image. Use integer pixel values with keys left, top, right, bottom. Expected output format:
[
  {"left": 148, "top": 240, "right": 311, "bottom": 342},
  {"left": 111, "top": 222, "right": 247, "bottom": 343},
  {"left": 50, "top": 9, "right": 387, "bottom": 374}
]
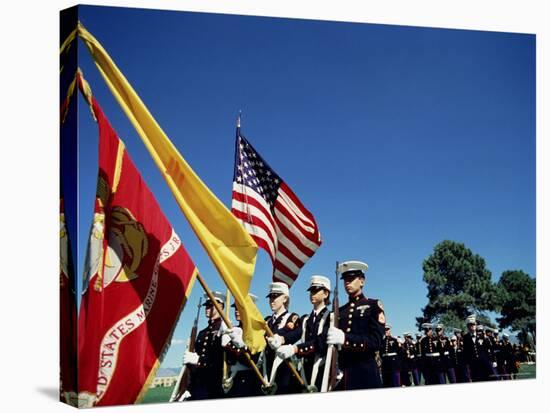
[
  {"left": 196, "top": 273, "right": 275, "bottom": 393},
  {"left": 236, "top": 112, "right": 254, "bottom": 225},
  {"left": 234, "top": 113, "right": 310, "bottom": 392},
  {"left": 222, "top": 289, "right": 231, "bottom": 393}
]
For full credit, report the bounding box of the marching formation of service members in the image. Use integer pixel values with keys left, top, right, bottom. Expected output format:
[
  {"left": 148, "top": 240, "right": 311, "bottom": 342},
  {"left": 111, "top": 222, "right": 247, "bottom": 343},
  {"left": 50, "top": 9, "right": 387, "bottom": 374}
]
[{"left": 179, "top": 260, "right": 524, "bottom": 401}]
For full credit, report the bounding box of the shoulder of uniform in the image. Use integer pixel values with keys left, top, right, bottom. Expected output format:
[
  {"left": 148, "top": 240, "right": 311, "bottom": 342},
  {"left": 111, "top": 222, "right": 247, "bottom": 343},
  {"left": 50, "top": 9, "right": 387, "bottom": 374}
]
[
  {"left": 372, "top": 300, "right": 386, "bottom": 324},
  {"left": 264, "top": 315, "right": 271, "bottom": 321},
  {"left": 285, "top": 312, "right": 300, "bottom": 329},
  {"left": 367, "top": 298, "right": 384, "bottom": 311}
]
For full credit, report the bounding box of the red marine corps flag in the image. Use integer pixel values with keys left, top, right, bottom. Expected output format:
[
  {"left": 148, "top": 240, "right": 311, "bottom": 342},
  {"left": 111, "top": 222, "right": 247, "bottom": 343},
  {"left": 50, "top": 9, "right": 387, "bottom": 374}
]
[{"left": 77, "top": 82, "right": 197, "bottom": 407}]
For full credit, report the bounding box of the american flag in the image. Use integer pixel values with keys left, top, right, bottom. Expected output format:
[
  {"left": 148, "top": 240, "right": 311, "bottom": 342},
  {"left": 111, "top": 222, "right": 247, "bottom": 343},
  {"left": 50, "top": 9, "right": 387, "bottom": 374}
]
[{"left": 231, "top": 125, "right": 322, "bottom": 287}]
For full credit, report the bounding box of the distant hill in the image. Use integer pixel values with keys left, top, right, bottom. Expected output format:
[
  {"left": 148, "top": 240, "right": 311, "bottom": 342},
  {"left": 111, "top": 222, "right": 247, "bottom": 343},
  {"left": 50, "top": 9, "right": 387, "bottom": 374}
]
[{"left": 155, "top": 367, "right": 181, "bottom": 377}]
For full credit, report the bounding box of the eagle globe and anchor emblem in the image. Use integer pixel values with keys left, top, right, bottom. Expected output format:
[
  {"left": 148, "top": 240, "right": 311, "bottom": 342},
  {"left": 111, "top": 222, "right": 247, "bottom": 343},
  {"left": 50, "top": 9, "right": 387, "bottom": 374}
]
[{"left": 83, "top": 200, "right": 149, "bottom": 292}]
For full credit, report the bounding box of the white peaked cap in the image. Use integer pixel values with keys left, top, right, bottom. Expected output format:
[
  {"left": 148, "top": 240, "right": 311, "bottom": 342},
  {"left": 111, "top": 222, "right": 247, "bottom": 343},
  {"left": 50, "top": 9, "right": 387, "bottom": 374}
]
[
  {"left": 266, "top": 282, "right": 289, "bottom": 297},
  {"left": 308, "top": 275, "right": 331, "bottom": 291},
  {"left": 337, "top": 260, "right": 369, "bottom": 275},
  {"left": 203, "top": 291, "right": 225, "bottom": 305}
]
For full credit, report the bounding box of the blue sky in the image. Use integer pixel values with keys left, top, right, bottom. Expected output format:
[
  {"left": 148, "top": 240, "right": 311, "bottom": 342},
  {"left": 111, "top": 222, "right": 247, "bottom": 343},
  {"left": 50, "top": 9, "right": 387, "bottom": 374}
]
[{"left": 70, "top": 5, "right": 535, "bottom": 368}]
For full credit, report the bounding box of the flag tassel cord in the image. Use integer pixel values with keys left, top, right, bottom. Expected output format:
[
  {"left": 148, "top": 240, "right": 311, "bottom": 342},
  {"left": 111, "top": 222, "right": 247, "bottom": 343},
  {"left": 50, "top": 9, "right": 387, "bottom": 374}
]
[
  {"left": 60, "top": 67, "right": 97, "bottom": 123},
  {"left": 195, "top": 273, "right": 272, "bottom": 390}
]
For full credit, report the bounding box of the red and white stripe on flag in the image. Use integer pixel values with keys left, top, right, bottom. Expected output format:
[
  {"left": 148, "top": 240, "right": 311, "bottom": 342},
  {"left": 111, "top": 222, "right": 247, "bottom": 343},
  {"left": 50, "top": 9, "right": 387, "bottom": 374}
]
[{"left": 231, "top": 133, "right": 321, "bottom": 286}]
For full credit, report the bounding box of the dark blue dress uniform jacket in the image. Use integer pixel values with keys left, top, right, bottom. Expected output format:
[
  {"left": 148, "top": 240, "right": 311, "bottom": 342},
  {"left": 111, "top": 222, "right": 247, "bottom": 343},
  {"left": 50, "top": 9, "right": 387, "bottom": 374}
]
[
  {"left": 336, "top": 294, "right": 385, "bottom": 390},
  {"left": 381, "top": 336, "right": 401, "bottom": 371},
  {"left": 188, "top": 318, "right": 225, "bottom": 400},
  {"left": 437, "top": 335, "right": 452, "bottom": 371},
  {"left": 462, "top": 331, "right": 491, "bottom": 381},
  {"left": 224, "top": 323, "right": 263, "bottom": 398},
  {"left": 401, "top": 340, "right": 418, "bottom": 371},
  {"left": 419, "top": 334, "right": 443, "bottom": 384}
]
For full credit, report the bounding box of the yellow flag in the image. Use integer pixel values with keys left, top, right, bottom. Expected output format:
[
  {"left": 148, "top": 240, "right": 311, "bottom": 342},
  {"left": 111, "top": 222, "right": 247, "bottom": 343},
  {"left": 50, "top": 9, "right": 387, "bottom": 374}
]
[{"left": 77, "top": 23, "right": 267, "bottom": 353}]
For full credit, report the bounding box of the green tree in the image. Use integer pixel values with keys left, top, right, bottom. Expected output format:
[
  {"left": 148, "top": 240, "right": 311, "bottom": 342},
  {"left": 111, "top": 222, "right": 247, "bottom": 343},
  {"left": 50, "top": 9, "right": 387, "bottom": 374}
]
[
  {"left": 496, "top": 270, "right": 536, "bottom": 346},
  {"left": 416, "top": 240, "right": 497, "bottom": 332}
]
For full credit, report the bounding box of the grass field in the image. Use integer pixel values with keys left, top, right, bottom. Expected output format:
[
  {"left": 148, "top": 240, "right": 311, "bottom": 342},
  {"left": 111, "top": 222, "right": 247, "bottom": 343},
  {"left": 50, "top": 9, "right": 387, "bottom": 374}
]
[
  {"left": 140, "top": 363, "right": 536, "bottom": 404},
  {"left": 141, "top": 385, "right": 175, "bottom": 404},
  {"left": 516, "top": 362, "right": 536, "bottom": 380}
]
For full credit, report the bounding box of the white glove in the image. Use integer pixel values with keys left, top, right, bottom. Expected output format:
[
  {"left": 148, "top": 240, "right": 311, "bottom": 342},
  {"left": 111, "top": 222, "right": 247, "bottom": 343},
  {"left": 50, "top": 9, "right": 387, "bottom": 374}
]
[
  {"left": 229, "top": 327, "right": 246, "bottom": 349},
  {"left": 218, "top": 321, "right": 231, "bottom": 336},
  {"left": 221, "top": 334, "right": 231, "bottom": 347},
  {"left": 492, "top": 362, "right": 497, "bottom": 368},
  {"left": 182, "top": 351, "right": 199, "bottom": 366},
  {"left": 327, "top": 327, "right": 345, "bottom": 346},
  {"left": 276, "top": 344, "right": 296, "bottom": 360},
  {"left": 267, "top": 334, "right": 283, "bottom": 350}
]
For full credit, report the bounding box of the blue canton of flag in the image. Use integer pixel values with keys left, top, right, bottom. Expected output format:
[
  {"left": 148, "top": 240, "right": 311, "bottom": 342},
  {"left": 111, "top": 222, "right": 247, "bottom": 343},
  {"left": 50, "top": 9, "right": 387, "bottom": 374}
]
[{"left": 233, "top": 136, "right": 281, "bottom": 208}]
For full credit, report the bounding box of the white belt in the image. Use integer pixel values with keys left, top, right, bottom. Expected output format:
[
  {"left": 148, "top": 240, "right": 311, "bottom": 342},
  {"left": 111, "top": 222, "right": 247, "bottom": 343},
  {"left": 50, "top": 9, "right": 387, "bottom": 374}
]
[
  {"left": 443, "top": 351, "right": 449, "bottom": 355},
  {"left": 383, "top": 352, "right": 398, "bottom": 357},
  {"left": 425, "top": 352, "right": 440, "bottom": 357}
]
